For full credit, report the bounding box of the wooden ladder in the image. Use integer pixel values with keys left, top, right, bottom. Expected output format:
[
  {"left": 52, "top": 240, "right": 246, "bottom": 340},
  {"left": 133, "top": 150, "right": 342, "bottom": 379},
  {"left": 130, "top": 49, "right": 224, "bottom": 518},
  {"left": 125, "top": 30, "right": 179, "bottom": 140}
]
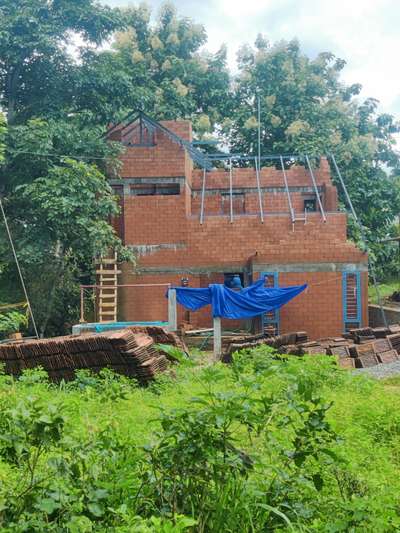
[{"left": 96, "top": 253, "right": 121, "bottom": 323}]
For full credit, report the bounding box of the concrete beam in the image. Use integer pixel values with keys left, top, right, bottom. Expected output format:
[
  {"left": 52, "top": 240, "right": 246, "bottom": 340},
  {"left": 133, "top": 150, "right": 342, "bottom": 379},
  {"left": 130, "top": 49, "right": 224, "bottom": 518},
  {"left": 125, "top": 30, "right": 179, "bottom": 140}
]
[
  {"left": 135, "top": 262, "right": 368, "bottom": 275},
  {"left": 252, "top": 262, "right": 368, "bottom": 273},
  {"left": 109, "top": 176, "right": 186, "bottom": 185},
  {"left": 191, "top": 185, "right": 322, "bottom": 197}
]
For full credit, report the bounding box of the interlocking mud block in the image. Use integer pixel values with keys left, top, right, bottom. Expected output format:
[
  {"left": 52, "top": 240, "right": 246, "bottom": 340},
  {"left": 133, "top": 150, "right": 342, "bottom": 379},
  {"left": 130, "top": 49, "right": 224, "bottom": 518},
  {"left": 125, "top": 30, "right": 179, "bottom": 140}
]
[
  {"left": 377, "top": 350, "right": 399, "bottom": 364},
  {"left": 373, "top": 338, "right": 392, "bottom": 353},
  {"left": 328, "top": 346, "right": 350, "bottom": 358},
  {"left": 356, "top": 354, "right": 379, "bottom": 368},
  {"left": 338, "top": 357, "right": 356, "bottom": 369}
]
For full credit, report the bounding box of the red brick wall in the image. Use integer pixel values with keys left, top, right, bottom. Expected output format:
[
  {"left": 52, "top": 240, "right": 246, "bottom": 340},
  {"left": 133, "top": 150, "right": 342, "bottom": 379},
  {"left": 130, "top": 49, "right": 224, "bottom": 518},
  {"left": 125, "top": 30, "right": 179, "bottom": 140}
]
[
  {"left": 119, "top": 121, "right": 192, "bottom": 180},
  {"left": 118, "top": 269, "right": 368, "bottom": 340},
  {"left": 123, "top": 213, "right": 363, "bottom": 269}
]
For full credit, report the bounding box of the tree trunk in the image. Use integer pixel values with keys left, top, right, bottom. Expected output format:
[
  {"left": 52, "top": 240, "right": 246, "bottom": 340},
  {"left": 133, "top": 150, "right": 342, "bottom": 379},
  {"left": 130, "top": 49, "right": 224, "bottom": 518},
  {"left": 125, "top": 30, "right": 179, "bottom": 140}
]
[
  {"left": 39, "top": 241, "right": 65, "bottom": 337},
  {"left": 6, "top": 65, "right": 20, "bottom": 125}
]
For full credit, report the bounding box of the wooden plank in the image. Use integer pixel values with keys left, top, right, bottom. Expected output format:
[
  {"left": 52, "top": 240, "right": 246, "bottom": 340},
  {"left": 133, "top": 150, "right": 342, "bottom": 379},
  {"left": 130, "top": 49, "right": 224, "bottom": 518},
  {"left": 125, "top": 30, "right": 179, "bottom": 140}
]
[
  {"left": 184, "top": 328, "right": 214, "bottom": 335},
  {"left": 99, "top": 258, "right": 117, "bottom": 264}
]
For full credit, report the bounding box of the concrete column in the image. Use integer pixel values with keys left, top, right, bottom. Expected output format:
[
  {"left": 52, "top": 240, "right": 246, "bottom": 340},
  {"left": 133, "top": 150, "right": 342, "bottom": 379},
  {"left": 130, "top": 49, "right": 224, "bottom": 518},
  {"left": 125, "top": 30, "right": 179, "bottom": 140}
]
[
  {"left": 168, "top": 289, "right": 177, "bottom": 331},
  {"left": 213, "top": 316, "right": 222, "bottom": 359}
]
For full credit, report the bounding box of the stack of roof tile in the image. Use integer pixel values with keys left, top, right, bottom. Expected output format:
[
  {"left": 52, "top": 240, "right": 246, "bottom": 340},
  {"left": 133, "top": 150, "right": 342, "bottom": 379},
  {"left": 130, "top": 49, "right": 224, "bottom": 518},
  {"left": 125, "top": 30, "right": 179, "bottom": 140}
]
[
  {"left": 222, "top": 331, "right": 309, "bottom": 360},
  {"left": 0, "top": 327, "right": 176, "bottom": 383}
]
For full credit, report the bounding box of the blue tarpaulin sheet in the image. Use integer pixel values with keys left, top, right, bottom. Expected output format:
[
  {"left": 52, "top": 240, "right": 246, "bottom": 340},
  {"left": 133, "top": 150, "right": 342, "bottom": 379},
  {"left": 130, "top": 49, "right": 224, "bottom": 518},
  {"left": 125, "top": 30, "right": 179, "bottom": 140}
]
[{"left": 168, "top": 279, "right": 307, "bottom": 319}]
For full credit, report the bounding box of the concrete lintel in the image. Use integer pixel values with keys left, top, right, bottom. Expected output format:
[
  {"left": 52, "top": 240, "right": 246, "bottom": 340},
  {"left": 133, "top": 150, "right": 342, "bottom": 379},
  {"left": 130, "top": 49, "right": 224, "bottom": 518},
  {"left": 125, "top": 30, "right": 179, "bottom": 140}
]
[
  {"left": 135, "top": 265, "right": 247, "bottom": 275},
  {"left": 130, "top": 263, "right": 368, "bottom": 275},
  {"left": 252, "top": 262, "right": 368, "bottom": 273},
  {"left": 128, "top": 243, "right": 186, "bottom": 257},
  {"left": 191, "top": 185, "right": 322, "bottom": 197},
  {"left": 109, "top": 176, "right": 186, "bottom": 185}
]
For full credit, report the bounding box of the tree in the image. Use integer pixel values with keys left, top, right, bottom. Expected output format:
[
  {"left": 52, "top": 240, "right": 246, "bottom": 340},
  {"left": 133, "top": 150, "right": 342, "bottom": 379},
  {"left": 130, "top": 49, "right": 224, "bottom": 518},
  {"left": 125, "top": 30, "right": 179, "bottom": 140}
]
[
  {"left": 0, "top": 113, "right": 5, "bottom": 162},
  {"left": 229, "top": 37, "right": 400, "bottom": 277},
  {"left": 95, "top": 2, "right": 232, "bottom": 132},
  {"left": 0, "top": 0, "right": 130, "bottom": 335},
  {"left": 0, "top": 0, "right": 124, "bottom": 124},
  {"left": 1, "top": 157, "right": 132, "bottom": 336},
  {"left": 0, "top": 118, "right": 122, "bottom": 193}
]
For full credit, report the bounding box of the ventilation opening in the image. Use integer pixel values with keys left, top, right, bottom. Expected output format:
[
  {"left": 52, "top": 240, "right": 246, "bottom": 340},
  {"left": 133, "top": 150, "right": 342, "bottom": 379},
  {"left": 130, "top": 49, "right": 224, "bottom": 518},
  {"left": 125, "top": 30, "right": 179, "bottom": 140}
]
[
  {"left": 130, "top": 183, "right": 180, "bottom": 196},
  {"left": 304, "top": 197, "right": 317, "bottom": 212}
]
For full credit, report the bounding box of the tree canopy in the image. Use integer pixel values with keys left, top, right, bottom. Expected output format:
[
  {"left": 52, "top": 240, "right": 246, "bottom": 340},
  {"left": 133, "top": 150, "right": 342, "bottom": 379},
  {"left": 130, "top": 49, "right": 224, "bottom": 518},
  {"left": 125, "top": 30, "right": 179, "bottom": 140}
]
[
  {"left": 0, "top": 1, "right": 399, "bottom": 335},
  {"left": 0, "top": 0, "right": 124, "bottom": 124}
]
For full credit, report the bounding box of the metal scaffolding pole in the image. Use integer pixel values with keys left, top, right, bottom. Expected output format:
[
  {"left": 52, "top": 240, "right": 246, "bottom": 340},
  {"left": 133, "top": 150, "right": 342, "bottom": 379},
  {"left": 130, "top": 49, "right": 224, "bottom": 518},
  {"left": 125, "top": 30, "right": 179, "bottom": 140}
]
[
  {"left": 305, "top": 155, "right": 327, "bottom": 222},
  {"left": 254, "top": 157, "right": 264, "bottom": 223},
  {"left": 280, "top": 155, "right": 295, "bottom": 224},
  {"left": 229, "top": 158, "right": 233, "bottom": 223},
  {"left": 200, "top": 167, "right": 206, "bottom": 224},
  {"left": 330, "top": 154, "right": 388, "bottom": 327},
  {"left": 257, "top": 95, "right": 261, "bottom": 172}
]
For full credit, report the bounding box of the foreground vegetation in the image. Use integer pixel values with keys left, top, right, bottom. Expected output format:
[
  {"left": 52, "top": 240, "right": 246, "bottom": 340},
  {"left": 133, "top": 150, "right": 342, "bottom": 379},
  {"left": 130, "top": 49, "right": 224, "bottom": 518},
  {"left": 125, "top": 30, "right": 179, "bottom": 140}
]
[{"left": 0, "top": 347, "right": 400, "bottom": 531}]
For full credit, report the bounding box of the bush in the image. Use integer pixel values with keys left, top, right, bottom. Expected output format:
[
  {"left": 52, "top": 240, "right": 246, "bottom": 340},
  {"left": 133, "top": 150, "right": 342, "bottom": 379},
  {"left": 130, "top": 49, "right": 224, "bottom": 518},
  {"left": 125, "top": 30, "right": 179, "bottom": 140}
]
[
  {"left": 0, "top": 346, "right": 400, "bottom": 530},
  {"left": 0, "top": 310, "right": 28, "bottom": 337}
]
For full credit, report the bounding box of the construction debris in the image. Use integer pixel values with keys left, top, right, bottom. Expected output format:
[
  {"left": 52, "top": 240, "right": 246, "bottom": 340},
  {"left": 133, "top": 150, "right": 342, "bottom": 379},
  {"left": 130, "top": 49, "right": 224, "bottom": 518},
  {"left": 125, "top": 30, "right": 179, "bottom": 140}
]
[{"left": 0, "top": 326, "right": 184, "bottom": 383}]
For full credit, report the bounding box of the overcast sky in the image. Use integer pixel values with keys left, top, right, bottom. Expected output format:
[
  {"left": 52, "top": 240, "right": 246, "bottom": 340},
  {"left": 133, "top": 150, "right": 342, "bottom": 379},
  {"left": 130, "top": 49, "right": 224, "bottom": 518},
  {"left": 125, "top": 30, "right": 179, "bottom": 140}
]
[{"left": 103, "top": 0, "right": 400, "bottom": 121}]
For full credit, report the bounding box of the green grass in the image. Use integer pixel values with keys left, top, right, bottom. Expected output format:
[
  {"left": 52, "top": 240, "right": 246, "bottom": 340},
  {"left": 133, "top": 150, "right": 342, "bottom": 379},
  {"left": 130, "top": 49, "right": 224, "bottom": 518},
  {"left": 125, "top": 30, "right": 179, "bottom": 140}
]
[
  {"left": 1, "top": 351, "right": 400, "bottom": 531},
  {"left": 369, "top": 279, "right": 400, "bottom": 304}
]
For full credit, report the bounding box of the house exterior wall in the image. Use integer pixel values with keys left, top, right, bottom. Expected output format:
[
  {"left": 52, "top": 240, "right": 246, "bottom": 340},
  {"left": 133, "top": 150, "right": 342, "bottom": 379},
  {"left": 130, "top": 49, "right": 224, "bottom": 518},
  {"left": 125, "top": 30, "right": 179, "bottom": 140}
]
[{"left": 109, "top": 119, "right": 368, "bottom": 340}]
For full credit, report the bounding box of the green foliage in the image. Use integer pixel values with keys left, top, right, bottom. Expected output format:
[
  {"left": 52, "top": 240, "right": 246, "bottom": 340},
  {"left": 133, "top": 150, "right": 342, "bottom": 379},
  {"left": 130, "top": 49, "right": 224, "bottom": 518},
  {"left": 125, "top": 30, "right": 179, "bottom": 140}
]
[
  {"left": 0, "top": 349, "right": 400, "bottom": 530},
  {"left": 101, "top": 3, "right": 231, "bottom": 129},
  {"left": 369, "top": 279, "right": 400, "bottom": 304},
  {"left": 155, "top": 343, "right": 193, "bottom": 366},
  {"left": 1, "top": 153, "right": 133, "bottom": 336},
  {"left": 0, "top": 0, "right": 124, "bottom": 124},
  {"left": 229, "top": 38, "right": 400, "bottom": 279},
  {"left": 0, "top": 310, "right": 28, "bottom": 336},
  {"left": 0, "top": 112, "right": 6, "bottom": 162}
]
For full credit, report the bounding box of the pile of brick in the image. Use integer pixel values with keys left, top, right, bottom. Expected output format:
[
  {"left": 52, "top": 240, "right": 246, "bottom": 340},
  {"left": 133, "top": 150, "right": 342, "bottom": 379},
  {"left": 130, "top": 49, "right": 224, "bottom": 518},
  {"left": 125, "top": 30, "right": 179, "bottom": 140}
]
[
  {"left": 222, "top": 324, "right": 400, "bottom": 370},
  {"left": 0, "top": 326, "right": 183, "bottom": 383},
  {"left": 296, "top": 325, "right": 400, "bottom": 369}
]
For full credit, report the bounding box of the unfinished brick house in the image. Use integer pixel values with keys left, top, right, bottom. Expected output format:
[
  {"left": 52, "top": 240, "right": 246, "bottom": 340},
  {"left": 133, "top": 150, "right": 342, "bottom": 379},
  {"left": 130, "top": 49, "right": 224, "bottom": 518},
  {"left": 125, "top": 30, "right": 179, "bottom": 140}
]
[{"left": 106, "top": 112, "right": 368, "bottom": 339}]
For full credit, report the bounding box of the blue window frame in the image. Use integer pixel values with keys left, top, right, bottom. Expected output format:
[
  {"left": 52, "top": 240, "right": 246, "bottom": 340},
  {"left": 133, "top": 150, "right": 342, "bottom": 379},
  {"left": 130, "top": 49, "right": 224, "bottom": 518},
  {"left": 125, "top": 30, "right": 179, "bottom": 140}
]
[
  {"left": 260, "top": 272, "right": 280, "bottom": 335},
  {"left": 343, "top": 271, "right": 361, "bottom": 331}
]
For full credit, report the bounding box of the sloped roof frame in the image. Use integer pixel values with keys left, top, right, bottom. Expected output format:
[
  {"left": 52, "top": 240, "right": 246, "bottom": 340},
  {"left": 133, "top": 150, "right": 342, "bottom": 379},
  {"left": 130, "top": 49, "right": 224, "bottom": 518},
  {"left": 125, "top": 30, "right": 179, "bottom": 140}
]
[{"left": 105, "top": 110, "right": 213, "bottom": 170}]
